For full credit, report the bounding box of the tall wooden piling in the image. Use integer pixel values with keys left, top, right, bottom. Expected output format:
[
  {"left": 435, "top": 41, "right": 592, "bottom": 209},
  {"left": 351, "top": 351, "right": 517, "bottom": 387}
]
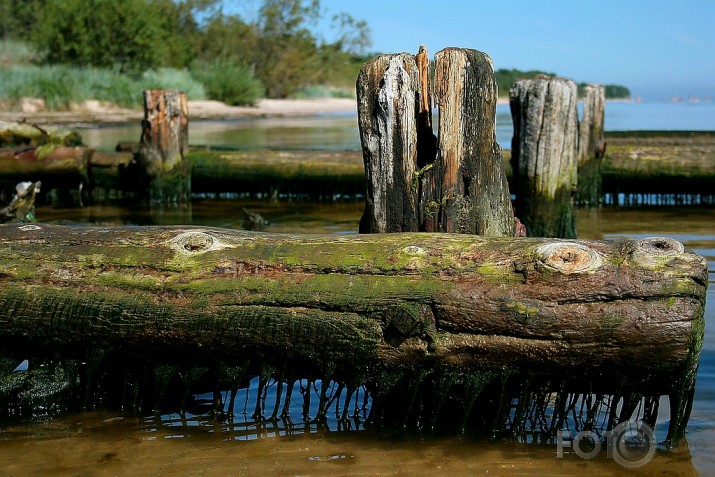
[
  {"left": 576, "top": 84, "right": 606, "bottom": 206},
  {"left": 138, "top": 90, "right": 190, "bottom": 203},
  {"left": 422, "top": 48, "right": 514, "bottom": 235},
  {"left": 356, "top": 47, "right": 514, "bottom": 236},
  {"left": 357, "top": 53, "right": 422, "bottom": 233},
  {"left": 510, "top": 75, "right": 579, "bottom": 238}
]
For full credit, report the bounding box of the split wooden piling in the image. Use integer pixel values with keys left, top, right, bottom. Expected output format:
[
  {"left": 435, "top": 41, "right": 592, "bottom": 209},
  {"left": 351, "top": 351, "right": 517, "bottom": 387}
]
[{"left": 356, "top": 47, "right": 514, "bottom": 236}]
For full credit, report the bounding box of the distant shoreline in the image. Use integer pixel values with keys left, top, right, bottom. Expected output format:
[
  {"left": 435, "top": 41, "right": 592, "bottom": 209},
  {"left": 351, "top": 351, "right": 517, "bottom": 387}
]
[
  {"left": 0, "top": 98, "right": 360, "bottom": 126},
  {"left": 0, "top": 96, "right": 642, "bottom": 126}
]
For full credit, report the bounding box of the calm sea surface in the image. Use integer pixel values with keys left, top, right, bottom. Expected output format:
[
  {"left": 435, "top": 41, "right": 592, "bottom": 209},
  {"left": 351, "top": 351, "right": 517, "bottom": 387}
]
[
  {"left": 2, "top": 101, "right": 714, "bottom": 476},
  {"left": 79, "top": 100, "right": 715, "bottom": 152}
]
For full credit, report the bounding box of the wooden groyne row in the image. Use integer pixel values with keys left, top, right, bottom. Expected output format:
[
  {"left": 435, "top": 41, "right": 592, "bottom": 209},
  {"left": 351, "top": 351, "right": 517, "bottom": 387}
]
[{"left": 2, "top": 134, "right": 713, "bottom": 205}]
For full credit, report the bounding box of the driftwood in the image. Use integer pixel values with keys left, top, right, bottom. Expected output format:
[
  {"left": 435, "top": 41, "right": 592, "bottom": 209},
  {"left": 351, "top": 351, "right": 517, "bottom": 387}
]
[
  {"left": 357, "top": 47, "right": 514, "bottom": 236},
  {"left": 510, "top": 76, "right": 579, "bottom": 238},
  {"left": 0, "top": 224, "right": 706, "bottom": 438},
  {"left": 138, "top": 90, "right": 190, "bottom": 203},
  {"left": 0, "top": 181, "right": 40, "bottom": 222},
  {"left": 576, "top": 84, "right": 606, "bottom": 206}
]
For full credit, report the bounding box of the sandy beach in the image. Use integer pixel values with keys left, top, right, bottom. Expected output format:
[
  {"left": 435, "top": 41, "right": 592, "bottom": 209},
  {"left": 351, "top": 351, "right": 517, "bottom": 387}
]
[
  {"left": 0, "top": 96, "right": 512, "bottom": 126},
  {"left": 0, "top": 97, "right": 359, "bottom": 126}
]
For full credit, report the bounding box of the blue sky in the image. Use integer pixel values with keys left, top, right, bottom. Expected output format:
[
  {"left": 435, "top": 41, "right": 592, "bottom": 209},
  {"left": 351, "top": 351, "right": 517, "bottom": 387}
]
[{"left": 227, "top": 1, "right": 714, "bottom": 101}]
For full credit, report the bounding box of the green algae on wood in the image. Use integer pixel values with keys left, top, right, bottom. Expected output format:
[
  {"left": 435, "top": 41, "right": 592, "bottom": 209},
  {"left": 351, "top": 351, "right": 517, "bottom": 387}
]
[{"left": 0, "top": 225, "right": 707, "bottom": 440}]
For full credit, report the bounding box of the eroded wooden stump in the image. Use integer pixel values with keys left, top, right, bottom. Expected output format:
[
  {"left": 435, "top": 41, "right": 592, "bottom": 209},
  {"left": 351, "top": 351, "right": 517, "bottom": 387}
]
[
  {"left": 576, "top": 84, "right": 606, "bottom": 206},
  {"left": 138, "top": 89, "right": 190, "bottom": 203}
]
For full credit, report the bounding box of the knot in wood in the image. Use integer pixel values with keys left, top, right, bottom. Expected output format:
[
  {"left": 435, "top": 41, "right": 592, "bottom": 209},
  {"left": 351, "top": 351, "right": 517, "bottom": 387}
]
[
  {"left": 171, "top": 231, "right": 219, "bottom": 254},
  {"left": 536, "top": 242, "right": 602, "bottom": 274},
  {"left": 18, "top": 224, "right": 41, "bottom": 231},
  {"left": 402, "top": 245, "right": 426, "bottom": 256},
  {"left": 635, "top": 237, "right": 684, "bottom": 257}
]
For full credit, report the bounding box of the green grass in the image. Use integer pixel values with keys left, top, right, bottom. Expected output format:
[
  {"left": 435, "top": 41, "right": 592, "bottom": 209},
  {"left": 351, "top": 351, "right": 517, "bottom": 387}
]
[{"left": 0, "top": 65, "right": 208, "bottom": 111}]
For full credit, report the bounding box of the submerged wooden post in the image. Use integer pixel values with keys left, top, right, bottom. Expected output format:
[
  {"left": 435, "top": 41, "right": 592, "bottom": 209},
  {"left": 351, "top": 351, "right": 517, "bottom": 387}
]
[
  {"left": 138, "top": 90, "right": 190, "bottom": 203},
  {"left": 356, "top": 47, "right": 514, "bottom": 236},
  {"left": 576, "top": 84, "right": 606, "bottom": 206},
  {"left": 510, "top": 75, "right": 579, "bottom": 238},
  {"left": 422, "top": 48, "right": 514, "bottom": 235}
]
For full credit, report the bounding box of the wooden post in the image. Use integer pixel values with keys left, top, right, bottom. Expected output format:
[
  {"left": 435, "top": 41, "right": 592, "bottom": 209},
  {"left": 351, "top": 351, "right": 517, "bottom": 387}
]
[
  {"left": 356, "top": 47, "right": 514, "bottom": 236},
  {"left": 138, "top": 90, "right": 190, "bottom": 203},
  {"left": 576, "top": 84, "right": 606, "bottom": 206},
  {"left": 510, "top": 75, "right": 579, "bottom": 238},
  {"left": 356, "top": 53, "right": 421, "bottom": 233},
  {"left": 422, "top": 48, "right": 514, "bottom": 235}
]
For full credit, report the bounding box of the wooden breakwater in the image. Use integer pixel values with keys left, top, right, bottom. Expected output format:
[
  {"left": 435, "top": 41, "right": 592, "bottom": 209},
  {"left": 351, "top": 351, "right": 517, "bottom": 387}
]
[
  {"left": 2, "top": 134, "right": 713, "bottom": 205},
  {"left": 601, "top": 131, "right": 715, "bottom": 205}
]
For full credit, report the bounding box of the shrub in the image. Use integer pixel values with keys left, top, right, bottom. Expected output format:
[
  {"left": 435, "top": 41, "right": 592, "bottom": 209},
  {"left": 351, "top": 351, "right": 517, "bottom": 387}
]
[
  {"left": 191, "top": 61, "right": 264, "bottom": 106},
  {"left": 140, "top": 68, "right": 207, "bottom": 100},
  {"left": 0, "top": 40, "right": 38, "bottom": 67}
]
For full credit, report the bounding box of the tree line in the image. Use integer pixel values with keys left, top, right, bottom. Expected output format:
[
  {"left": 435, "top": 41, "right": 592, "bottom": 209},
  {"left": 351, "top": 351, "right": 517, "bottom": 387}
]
[
  {"left": 495, "top": 68, "right": 630, "bottom": 99},
  {"left": 0, "top": 0, "right": 629, "bottom": 105},
  {"left": 0, "top": 0, "right": 371, "bottom": 101}
]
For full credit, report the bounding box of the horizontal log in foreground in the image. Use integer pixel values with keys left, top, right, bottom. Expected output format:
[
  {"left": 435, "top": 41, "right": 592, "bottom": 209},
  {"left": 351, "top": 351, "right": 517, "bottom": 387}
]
[
  {"left": 0, "top": 224, "right": 707, "bottom": 438},
  {"left": 0, "top": 224, "right": 704, "bottom": 372}
]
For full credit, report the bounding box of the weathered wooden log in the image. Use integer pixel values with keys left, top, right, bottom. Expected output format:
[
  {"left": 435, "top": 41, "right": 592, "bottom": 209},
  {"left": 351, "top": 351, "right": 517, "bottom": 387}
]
[
  {"left": 189, "top": 150, "right": 365, "bottom": 199},
  {"left": 602, "top": 131, "right": 715, "bottom": 203},
  {"left": 0, "top": 120, "right": 82, "bottom": 148},
  {"left": 357, "top": 53, "right": 421, "bottom": 233},
  {"left": 576, "top": 84, "right": 606, "bottom": 206},
  {"left": 0, "top": 181, "right": 40, "bottom": 222},
  {"left": 0, "top": 224, "right": 706, "bottom": 438},
  {"left": 510, "top": 75, "right": 579, "bottom": 238},
  {"left": 138, "top": 90, "right": 190, "bottom": 203},
  {"left": 422, "top": 48, "right": 514, "bottom": 235}
]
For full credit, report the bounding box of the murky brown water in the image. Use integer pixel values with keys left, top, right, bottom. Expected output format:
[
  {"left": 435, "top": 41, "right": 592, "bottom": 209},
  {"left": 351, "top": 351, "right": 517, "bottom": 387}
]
[
  {"left": 2, "top": 202, "right": 713, "bottom": 476},
  {"left": 0, "top": 410, "right": 701, "bottom": 476}
]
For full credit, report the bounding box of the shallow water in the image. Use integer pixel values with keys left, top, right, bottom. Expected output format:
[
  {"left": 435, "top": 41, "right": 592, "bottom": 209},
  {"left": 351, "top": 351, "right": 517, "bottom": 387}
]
[
  {"left": 3, "top": 104, "right": 715, "bottom": 474},
  {"left": 4, "top": 203, "right": 713, "bottom": 476},
  {"left": 78, "top": 101, "right": 715, "bottom": 153}
]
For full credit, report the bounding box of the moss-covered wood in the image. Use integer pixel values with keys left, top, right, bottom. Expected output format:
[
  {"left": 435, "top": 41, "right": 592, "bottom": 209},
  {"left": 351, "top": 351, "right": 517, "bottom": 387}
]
[
  {"left": 510, "top": 76, "right": 579, "bottom": 238},
  {"left": 0, "top": 224, "right": 706, "bottom": 439},
  {"left": 602, "top": 131, "right": 715, "bottom": 203}
]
